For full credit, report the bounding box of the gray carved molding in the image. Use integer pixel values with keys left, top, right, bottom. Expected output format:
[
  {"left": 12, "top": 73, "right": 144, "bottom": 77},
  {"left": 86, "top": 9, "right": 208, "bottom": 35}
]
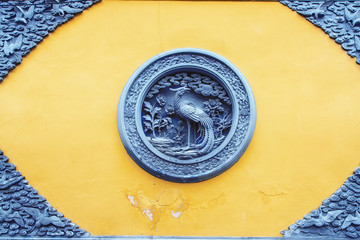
[
  {"left": 0, "top": 150, "right": 89, "bottom": 237},
  {"left": 280, "top": 1, "right": 360, "bottom": 65},
  {"left": 0, "top": 0, "right": 100, "bottom": 83}
]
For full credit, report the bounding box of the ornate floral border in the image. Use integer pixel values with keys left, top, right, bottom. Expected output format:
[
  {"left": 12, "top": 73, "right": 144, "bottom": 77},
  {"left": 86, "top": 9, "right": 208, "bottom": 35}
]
[{"left": 1, "top": 0, "right": 360, "bottom": 238}]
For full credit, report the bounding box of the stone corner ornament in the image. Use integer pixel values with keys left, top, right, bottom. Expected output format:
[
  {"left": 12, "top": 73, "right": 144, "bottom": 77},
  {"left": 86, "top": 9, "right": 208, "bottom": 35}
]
[
  {"left": 117, "top": 48, "right": 256, "bottom": 183},
  {"left": 0, "top": 0, "right": 101, "bottom": 83},
  {"left": 280, "top": 0, "right": 360, "bottom": 65},
  {"left": 0, "top": 150, "right": 89, "bottom": 238},
  {"left": 282, "top": 167, "right": 360, "bottom": 239}
]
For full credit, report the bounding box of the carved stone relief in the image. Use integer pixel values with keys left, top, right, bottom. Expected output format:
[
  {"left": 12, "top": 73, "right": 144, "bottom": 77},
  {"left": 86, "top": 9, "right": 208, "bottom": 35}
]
[
  {"left": 0, "top": 0, "right": 100, "bottom": 83},
  {"left": 117, "top": 48, "right": 257, "bottom": 183},
  {"left": 0, "top": 150, "right": 89, "bottom": 237},
  {"left": 281, "top": 1, "right": 360, "bottom": 65}
]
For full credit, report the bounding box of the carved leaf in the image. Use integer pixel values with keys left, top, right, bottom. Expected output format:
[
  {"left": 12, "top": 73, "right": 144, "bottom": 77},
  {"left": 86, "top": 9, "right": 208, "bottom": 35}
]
[
  {"left": 154, "top": 107, "right": 161, "bottom": 114},
  {"left": 143, "top": 101, "right": 153, "bottom": 112},
  {"left": 143, "top": 121, "right": 152, "bottom": 131},
  {"left": 142, "top": 115, "right": 152, "bottom": 122},
  {"left": 153, "top": 119, "right": 160, "bottom": 127}
]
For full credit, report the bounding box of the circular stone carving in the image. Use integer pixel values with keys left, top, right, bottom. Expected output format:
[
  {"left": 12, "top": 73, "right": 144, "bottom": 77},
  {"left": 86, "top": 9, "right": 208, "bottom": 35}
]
[{"left": 117, "top": 48, "right": 256, "bottom": 183}]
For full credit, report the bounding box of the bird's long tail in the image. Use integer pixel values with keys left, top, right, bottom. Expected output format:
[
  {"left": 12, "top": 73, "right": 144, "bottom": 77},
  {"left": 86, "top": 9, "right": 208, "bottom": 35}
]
[{"left": 199, "top": 117, "right": 215, "bottom": 154}]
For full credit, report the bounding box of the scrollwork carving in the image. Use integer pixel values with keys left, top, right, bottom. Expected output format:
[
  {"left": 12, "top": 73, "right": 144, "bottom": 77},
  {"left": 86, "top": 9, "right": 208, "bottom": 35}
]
[
  {"left": 282, "top": 167, "right": 360, "bottom": 238},
  {"left": 281, "top": 0, "right": 360, "bottom": 65},
  {"left": 0, "top": 150, "right": 89, "bottom": 237},
  {"left": 0, "top": 0, "right": 100, "bottom": 83}
]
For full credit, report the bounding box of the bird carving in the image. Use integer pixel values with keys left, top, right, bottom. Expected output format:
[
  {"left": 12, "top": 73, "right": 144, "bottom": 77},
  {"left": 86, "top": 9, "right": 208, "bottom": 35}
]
[
  {"left": 297, "top": 1, "right": 334, "bottom": 19},
  {"left": 3, "top": 34, "right": 22, "bottom": 56},
  {"left": 14, "top": 5, "right": 34, "bottom": 24},
  {"left": 51, "top": 0, "right": 83, "bottom": 16},
  {"left": 171, "top": 86, "right": 215, "bottom": 155},
  {"left": 345, "top": 7, "right": 360, "bottom": 27}
]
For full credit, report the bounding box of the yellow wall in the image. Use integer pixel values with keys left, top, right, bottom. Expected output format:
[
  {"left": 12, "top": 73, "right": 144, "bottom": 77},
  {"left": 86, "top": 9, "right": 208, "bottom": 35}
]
[{"left": 1, "top": 0, "right": 360, "bottom": 237}]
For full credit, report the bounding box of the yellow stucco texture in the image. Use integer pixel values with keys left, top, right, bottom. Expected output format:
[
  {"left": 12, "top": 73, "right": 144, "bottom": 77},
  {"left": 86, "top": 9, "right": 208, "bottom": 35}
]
[{"left": 1, "top": 0, "right": 360, "bottom": 237}]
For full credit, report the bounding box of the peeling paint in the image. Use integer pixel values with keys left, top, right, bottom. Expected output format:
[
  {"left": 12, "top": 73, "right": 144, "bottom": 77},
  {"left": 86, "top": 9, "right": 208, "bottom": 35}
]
[
  {"left": 143, "top": 208, "right": 154, "bottom": 221},
  {"left": 127, "top": 195, "right": 137, "bottom": 207},
  {"left": 171, "top": 210, "right": 182, "bottom": 218}
]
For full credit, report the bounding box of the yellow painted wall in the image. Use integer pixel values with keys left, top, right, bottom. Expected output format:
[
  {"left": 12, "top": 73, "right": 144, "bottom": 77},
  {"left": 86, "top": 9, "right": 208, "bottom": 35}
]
[{"left": 1, "top": 0, "right": 360, "bottom": 237}]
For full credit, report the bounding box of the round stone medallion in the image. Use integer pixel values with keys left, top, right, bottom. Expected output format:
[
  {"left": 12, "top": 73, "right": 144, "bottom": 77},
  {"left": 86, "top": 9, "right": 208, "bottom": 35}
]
[{"left": 117, "top": 48, "right": 256, "bottom": 183}]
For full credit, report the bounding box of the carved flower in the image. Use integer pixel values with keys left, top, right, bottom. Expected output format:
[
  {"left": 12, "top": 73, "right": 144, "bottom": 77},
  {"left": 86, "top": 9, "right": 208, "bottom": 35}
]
[
  {"left": 156, "top": 94, "right": 166, "bottom": 107},
  {"left": 183, "top": 55, "right": 191, "bottom": 63},
  {"left": 204, "top": 99, "right": 224, "bottom": 117},
  {"left": 165, "top": 105, "right": 175, "bottom": 115},
  {"left": 125, "top": 107, "right": 133, "bottom": 118}
]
